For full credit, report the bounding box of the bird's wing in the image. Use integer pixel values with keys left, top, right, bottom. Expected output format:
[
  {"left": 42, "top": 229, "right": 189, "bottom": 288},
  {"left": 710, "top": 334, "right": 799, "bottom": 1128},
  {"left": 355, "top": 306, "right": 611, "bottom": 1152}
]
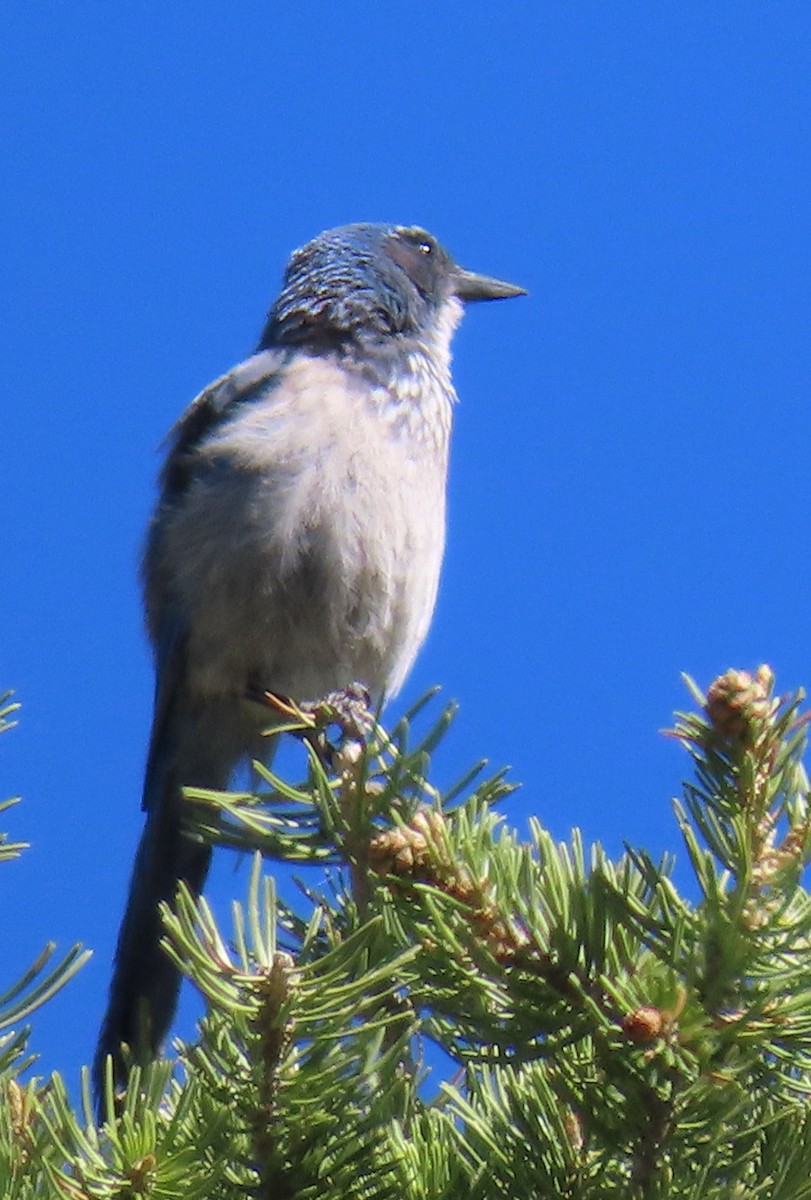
[
  {"left": 159, "top": 348, "right": 289, "bottom": 501},
  {"left": 141, "top": 612, "right": 187, "bottom": 813},
  {"left": 141, "top": 349, "right": 289, "bottom": 810}
]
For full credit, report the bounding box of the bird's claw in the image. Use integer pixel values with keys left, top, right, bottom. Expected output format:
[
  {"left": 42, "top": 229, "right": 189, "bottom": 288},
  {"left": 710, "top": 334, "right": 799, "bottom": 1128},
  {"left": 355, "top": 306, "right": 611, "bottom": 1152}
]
[
  {"left": 249, "top": 681, "right": 374, "bottom": 770},
  {"left": 306, "top": 682, "right": 374, "bottom": 741}
]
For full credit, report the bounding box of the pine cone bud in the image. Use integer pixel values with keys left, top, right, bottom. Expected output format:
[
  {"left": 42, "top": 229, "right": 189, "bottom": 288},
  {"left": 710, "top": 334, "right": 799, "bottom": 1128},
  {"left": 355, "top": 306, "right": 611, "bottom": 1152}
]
[
  {"left": 705, "top": 667, "right": 773, "bottom": 743},
  {"left": 621, "top": 1005, "right": 665, "bottom": 1044},
  {"left": 369, "top": 814, "right": 441, "bottom": 876},
  {"left": 445, "top": 867, "right": 478, "bottom": 905},
  {"left": 7, "top": 1080, "right": 24, "bottom": 1138},
  {"left": 562, "top": 1108, "right": 584, "bottom": 1153}
]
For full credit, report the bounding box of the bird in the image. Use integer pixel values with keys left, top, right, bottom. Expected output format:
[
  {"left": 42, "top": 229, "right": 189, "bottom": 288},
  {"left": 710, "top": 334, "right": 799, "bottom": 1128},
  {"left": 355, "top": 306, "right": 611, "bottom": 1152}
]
[{"left": 93, "top": 221, "right": 525, "bottom": 1101}]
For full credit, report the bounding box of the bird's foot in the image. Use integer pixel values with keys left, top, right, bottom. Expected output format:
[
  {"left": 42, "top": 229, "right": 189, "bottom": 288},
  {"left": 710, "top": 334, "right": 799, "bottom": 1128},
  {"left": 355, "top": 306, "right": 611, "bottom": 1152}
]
[
  {"left": 249, "top": 682, "right": 374, "bottom": 770},
  {"left": 304, "top": 682, "right": 374, "bottom": 742}
]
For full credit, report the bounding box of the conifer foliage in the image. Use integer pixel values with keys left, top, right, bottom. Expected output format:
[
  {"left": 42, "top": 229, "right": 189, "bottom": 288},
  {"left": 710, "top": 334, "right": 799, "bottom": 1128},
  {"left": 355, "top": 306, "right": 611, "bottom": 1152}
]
[{"left": 3, "top": 668, "right": 811, "bottom": 1198}]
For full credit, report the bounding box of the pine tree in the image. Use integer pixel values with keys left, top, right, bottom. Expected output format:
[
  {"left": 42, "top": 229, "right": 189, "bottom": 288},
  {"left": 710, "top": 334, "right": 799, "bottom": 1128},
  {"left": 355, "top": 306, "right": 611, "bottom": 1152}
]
[{"left": 3, "top": 667, "right": 811, "bottom": 1198}]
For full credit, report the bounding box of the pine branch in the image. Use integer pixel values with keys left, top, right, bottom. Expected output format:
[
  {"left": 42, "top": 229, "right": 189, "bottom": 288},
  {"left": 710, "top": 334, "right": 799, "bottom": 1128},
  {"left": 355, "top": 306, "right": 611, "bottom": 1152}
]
[{"left": 6, "top": 674, "right": 811, "bottom": 1195}]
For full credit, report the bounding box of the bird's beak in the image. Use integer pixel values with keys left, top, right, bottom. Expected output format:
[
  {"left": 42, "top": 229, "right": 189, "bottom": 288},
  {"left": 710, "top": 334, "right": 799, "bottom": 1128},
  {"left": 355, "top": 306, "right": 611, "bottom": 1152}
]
[{"left": 453, "top": 267, "right": 527, "bottom": 302}]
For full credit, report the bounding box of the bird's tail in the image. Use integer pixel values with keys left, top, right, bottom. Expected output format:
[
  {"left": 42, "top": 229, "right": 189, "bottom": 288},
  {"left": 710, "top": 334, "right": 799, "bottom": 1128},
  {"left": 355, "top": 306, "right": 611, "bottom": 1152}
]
[
  {"left": 93, "top": 785, "right": 211, "bottom": 1102},
  {"left": 93, "top": 689, "right": 246, "bottom": 1105}
]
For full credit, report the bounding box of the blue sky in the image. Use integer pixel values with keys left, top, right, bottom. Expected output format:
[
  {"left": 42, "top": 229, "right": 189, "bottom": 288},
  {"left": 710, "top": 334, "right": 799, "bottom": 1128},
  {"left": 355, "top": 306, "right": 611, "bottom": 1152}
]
[{"left": 4, "top": 5, "right": 811, "bottom": 1086}]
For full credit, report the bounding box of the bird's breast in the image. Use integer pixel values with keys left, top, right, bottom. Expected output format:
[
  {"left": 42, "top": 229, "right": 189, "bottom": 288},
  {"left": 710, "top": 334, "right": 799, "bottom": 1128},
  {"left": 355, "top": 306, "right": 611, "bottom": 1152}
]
[{"left": 148, "top": 355, "right": 452, "bottom": 704}]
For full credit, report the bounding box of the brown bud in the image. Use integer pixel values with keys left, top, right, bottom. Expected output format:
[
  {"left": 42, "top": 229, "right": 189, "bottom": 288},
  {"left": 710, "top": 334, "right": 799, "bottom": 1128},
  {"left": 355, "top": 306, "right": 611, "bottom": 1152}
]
[
  {"left": 410, "top": 809, "right": 438, "bottom": 837},
  {"left": 621, "top": 1005, "right": 665, "bottom": 1044},
  {"left": 7, "top": 1080, "right": 23, "bottom": 1128},
  {"left": 445, "top": 867, "right": 478, "bottom": 905},
  {"left": 369, "top": 821, "right": 430, "bottom": 876},
  {"left": 705, "top": 667, "right": 773, "bottom": 743},
  {"left": 562, "top": 1108, "right": 584, "bottom": 1153},
  {"left": 332, "top": 739, "right": 364, "bottom": 774},
  {"left": 393, "top": 842, "right": 419, "bottom": 872}
]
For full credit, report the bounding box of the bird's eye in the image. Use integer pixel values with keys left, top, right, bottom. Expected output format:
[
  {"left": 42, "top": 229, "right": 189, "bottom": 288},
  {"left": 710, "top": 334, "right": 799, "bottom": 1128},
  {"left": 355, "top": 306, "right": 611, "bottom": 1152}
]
[
  {"left": 386, "top": 228, "right": 442, "bottom": 293},
  {"left": 404, "top": 228, "right": 434, "bottom": 253}
]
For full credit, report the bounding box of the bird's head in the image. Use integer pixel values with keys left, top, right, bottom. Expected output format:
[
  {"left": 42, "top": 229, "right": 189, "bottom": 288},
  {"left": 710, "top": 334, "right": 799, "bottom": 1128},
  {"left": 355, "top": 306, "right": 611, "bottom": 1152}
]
[{"left": 259, "top": 223, "right": 525, "bottom": 352}]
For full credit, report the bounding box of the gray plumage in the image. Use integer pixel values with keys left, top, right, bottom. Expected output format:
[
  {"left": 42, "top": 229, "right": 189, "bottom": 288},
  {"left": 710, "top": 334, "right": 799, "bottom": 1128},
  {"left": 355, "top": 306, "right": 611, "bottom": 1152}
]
[{"left": 94, "top": 222, "right": 524, "bottom": 1100}]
